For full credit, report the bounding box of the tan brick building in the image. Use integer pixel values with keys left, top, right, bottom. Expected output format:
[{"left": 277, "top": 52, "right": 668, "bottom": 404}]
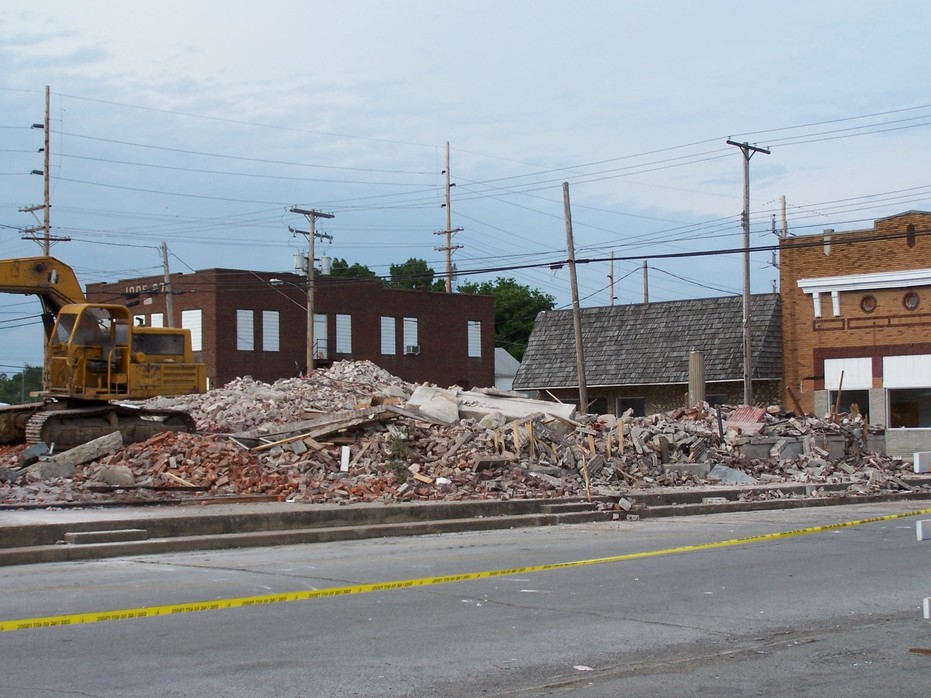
[{"left": 780, "top": 210, "right": 931, "bottom": 456}]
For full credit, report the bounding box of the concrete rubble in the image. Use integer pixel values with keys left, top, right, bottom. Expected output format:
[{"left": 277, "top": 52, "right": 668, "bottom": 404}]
[{"left": 0, "top": 360, "right": 927, "bottom": 507}]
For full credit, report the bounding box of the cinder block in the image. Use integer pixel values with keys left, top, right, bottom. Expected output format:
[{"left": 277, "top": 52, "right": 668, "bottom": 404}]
[
  {"left": 914, "top": 451, "right": 931, "bottom": 474},
  {"left": 917, "top": 520, "right": 931, "bottom": 542}
]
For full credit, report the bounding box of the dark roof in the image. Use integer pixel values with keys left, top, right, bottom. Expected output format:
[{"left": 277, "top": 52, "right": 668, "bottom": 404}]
[{"left": 512, "top": 293, "right": 782, "bottom": 390}]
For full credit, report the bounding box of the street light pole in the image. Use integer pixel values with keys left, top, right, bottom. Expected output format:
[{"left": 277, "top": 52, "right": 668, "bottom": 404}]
[{"left": 289, "top": 207, "right": 334, "bottom": 374}]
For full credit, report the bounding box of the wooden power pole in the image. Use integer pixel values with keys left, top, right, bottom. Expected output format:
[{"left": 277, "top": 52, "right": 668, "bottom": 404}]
[
  {"left": 290, "top": 207, "right": 334, "bottom": 373},
  {"left": 563, "top": 182, "right": 588, "bottom": 411},
  {"left": 726, "top": 139, "right": 770, "bottom": 406},
  {"left": 435, "top": 142, "right": 463, "bottom": 292}
]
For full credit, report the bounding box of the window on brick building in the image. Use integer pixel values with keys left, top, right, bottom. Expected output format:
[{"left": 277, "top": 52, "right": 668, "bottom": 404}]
[
  {"left": 236, "top": 309, "right": 254, "bottom": 351},
  {"left": 181, "top": 310, "right": 202, "bottom": 352},
  {"left": 262, "top": 310, "right": 279, "bottom": 352},
  {"left": 314, "top": 314, "right": 328, "bottom": 359},
  {"left": 403, "top": 317, "right": 418, "bottom": 354},
  {"left": 907, "top": 223, "right": 916, "bottom": 248},
  {"left": 904, "top": 292, "right": 920, "bottom": 311},
  {"left": 380, "top": 316, "right": 396, "bottom": 355},
  {"left": 336, "top": 314, "right": 352, "bottom": 354},
  {"left": 826, "top": 390, "right": 870, "bottom": 421},
  {"left": 889, "top": 388, "right": 931, "bottom": 428},
  {"left": 150, "top": 313, "right": 163, "bottom": 328},
  {"left": 467, "top": 320, "right": 481, "bottom": 358},
  {"left": 617, "top": 397, "right": 646, "bottom": 417}
]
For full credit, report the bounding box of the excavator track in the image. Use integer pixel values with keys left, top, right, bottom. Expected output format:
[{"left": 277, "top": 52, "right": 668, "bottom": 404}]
[
  {"left": 0, "top": 403, "right": 44, "bottom": 444},
  {"left": 24, "top": 404, "right": 197, "bottom": 451}
]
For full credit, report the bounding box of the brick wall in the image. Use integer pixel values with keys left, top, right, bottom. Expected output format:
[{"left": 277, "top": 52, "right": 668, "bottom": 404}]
[
  {"left": 88, "top": 269, "right": 495, "bottom": 389},
  {"left": 543, "top": 380, "right": 781, "bottom": 416},
  {"left": 780, "top": 211, "right": 931, "bottom": 414}
]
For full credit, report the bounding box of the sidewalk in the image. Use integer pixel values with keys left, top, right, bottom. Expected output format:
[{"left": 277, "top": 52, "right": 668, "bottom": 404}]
[{"left": 2, "top": 479, "right": 930, "bottom": 566}]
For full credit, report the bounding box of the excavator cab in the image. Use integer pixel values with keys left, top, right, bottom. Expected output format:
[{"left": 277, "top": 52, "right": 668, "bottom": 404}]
[
  {"left": 47, "top": 304, "right": 131, "bottom": 398},
  {"left": 46, "top": 303, "right": 205, "bottom": 401}
]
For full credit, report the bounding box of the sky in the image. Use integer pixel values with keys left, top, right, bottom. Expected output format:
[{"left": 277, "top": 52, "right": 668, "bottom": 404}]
[{"left": 2, "top": 0, "right": 931, "bottom": 371}]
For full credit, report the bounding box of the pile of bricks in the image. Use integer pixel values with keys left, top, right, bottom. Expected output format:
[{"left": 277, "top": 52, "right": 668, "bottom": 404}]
[{"left": 0, "top": 360, "right": 926, "bottom": 507}]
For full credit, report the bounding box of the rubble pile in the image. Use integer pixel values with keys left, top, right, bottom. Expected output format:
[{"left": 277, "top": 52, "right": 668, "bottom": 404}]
[
  {"left": 151, "top": 360, "right": 411, "bottom": 433},
  {"left": 0, "top": 360, "right": 926, "bottom": 507}
]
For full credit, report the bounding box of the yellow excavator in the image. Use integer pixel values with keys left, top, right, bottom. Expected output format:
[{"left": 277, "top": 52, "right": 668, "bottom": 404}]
[{"left": 0, "top": 256, "right": 206, "bottom": 450}]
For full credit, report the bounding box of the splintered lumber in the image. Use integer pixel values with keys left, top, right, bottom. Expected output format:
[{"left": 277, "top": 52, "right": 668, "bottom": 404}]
[
  {"left": 580, "top": 453, "right": 592, "bottom": 502},
  {"left": 349, "top": 442, "right": 372, "bottom": 467},
  {"left": 443, "top": 431, "right": 474, "bottom": 461},
  {"left": 165, "top": 471, "right": 196, "bottom": 487},
  {"left": 251, "top": 406, "right": 391, "bottom": 451}
]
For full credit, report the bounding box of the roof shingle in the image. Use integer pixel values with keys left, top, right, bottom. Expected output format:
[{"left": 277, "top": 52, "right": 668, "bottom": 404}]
[{"left": 512, "top": 294, "right": 782, "bottom": 390}]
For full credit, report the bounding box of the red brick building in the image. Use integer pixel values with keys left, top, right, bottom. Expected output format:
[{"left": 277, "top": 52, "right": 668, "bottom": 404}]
[
  {"left": 779, "top": 210, "right": 931, "bottom": 456},
  {"left": 86, "top": 269, "right": 495, "bottom": 389}
]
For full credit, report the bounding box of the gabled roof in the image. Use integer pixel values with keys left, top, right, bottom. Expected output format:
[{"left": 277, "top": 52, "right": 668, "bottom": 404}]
[
  {"left": 512, "top": 293, "right": 782, "bottom": 390},
  {"left": 494, "top": 347, "right": 521, "bottom": 378}
]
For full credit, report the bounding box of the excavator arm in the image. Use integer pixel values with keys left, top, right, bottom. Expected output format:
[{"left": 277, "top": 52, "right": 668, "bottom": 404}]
[{"left": 0, "top": 256, "right": 86, "bottom": 340}]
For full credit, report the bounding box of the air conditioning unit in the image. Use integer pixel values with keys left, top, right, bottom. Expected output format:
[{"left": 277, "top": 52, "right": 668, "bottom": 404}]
[{"left": 404, "top": 344, "right": 420, "bottom": 356}]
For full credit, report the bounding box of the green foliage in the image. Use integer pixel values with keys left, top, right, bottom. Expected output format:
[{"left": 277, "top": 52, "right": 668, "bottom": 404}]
[
  {"left": 328, "top": 257, "right": 378, "bottom": 279},
  {"left": 458, "top": 277, "right": 556, "bottom": 361},
  {"left": 0, "top": 365, "right": 43, "bottom": 404},
  {"left": 388, "top": 258, "right": 442, "bottom": 290}
]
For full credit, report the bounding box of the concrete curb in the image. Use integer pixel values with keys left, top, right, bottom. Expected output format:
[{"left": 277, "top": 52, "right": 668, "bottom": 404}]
[{"left": 1, "top": 483, "right": 930, "bottom": 567}]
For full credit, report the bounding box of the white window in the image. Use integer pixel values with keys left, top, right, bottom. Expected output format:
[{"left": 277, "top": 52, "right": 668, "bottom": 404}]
[
  {"left": 824, "top": 357, "right": 872, "bottom": 392},
  {"left": 262, "top": 310, "right": 279, "bottom": 352},
  {"left": 313, "top": 313, "right": 328, "bottom": 359},
  {"left": 133, "top": 314, "right": 146, "bottom": 327},
  {"left": 883, "top": 354, "right": 931, "bottom": 389},
  {"left": 381, "top": 316, "right": 396, "bottom": 355},
  {"left": 236, "top": 309, "right": 254, "bottom": 351},
  {"left": 336, "top": 314, "right": 352, "bottom": 354},
  {"left": 467, "top": 320, "right": 481, "bottom": 358},
  {"left": 181, "top": 309, "right": 202, "bottom": 352},
  {"left": 150, "top": 313, "right": 164, "bottom": 328},
  {"left": 403, "top": 317, "right": 418, "bottom": 349}
]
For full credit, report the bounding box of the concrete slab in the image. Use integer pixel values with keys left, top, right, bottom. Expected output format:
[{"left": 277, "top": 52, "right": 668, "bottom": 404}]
[
  {"left": 663, "top": 463, "right": 712, "bottom": 478},
  {"left": 917, "top": 520, "right": 931, "bottom": 542},
  {"left": 915, "top": 451, "right": 931, "bottom": 474}
]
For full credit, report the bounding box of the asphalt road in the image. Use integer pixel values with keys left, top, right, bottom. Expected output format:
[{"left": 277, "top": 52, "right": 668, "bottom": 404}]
[{"left": 1, "top": 502, "right": 930, "bottom": 697}]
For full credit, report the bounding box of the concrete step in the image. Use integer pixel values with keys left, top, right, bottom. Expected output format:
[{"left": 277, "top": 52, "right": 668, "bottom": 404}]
[{"left": 0, "top": 509, "right": 614, "bottom": 566}]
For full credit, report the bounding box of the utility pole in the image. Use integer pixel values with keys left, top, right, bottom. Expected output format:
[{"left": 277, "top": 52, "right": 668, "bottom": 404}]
[
  {"left": 161, "top": 241, "right": 175, "bottom": 327},
  {"left": 779, "top": 194, "right": 787, "bottom": 239},
  {"left": 642, "top": 260, "right": 649, "bottom": 303},
  {"left": 435, "top": 142, "right": 463, "bottom": 292},
  {"left": 563, "top": 182, "right": 588, "bottom": 411},
  {"left": 290, "top": 207, "right": 334, "bottom": 374},
  {"left": 726, "top": 139, "right": 770, "bottom": 406},
  {"left": 20, "top": 86, "right": 67, "bottom": 253},
  {"left": 608, "top": 252, "right": 615, "bottom": 306}
]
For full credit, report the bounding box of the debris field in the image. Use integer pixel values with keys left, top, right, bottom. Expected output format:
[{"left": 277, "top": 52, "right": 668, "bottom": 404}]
[{"left": 0, "top": 360, "right": 926, "bottom": 507}]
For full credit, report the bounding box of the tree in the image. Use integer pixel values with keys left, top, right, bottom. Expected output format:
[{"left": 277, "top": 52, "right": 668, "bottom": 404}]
[
  {"left": 328, "top": 258, "right": 378, "bottom": 279},
  {"left": 458, "top": 277, "right": 555, "bottom": 361},
  {"left": 388, "top": 258, "right": 444, "bottom": 291},
  {"left": 0, "top": 364, "right": 43, "bottom": 404}
]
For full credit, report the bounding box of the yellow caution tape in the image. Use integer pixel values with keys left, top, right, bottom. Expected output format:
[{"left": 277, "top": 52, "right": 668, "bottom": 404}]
[{"left": 3, "top": 506, "right": 930, "bottom": 633}]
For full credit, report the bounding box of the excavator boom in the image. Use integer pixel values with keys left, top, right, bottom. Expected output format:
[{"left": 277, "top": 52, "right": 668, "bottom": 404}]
[{"left": 0, "top": 256, "right": 86, "bottom": 340}]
